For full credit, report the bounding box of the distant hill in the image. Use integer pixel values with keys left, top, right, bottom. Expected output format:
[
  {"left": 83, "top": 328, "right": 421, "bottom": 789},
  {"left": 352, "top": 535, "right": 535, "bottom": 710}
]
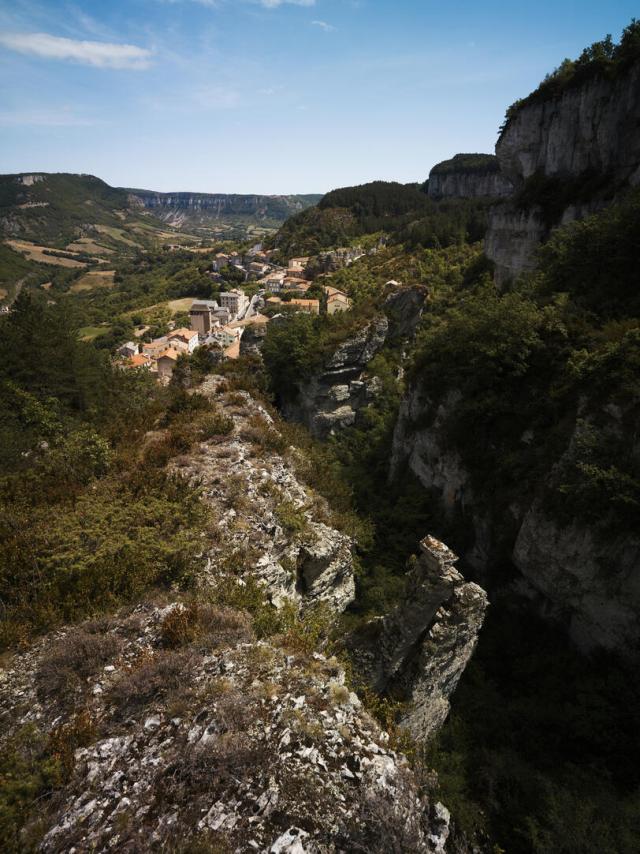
[
  {"left": 127, "top": 189, "right": 322, "bottom": 233},
  {"left": 272, "top": 178, "right": 492, "bottom": 255},
  {"left": 0, "top": 173, "right": 148, "bottom": 249},
  {"left": 0, "top": 172, "right": 322, "bottom": 249}
]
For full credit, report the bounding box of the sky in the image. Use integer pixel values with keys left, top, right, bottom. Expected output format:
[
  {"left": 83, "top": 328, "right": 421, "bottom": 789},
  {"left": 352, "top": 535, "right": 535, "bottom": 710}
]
[{"left": 0, "top": 1, "right": 637, "bottom": 194}]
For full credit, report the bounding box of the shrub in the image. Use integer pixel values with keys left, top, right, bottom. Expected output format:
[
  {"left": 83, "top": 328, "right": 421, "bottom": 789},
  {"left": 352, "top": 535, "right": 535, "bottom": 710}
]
[
  {"left": 160, "top": 602, "right": 254, "bottom": 651},
  {"left": 198, "top": 410, "right": 234, "bottom": 440},
  {"left": 275, "top": 499, "right": 308, "bottom": 537},
  {"left": 108, "top": 649, "right": 194, "bottom": 716},
  {"left": 36, "top": 628, "right": 121, "bottom": 702}
]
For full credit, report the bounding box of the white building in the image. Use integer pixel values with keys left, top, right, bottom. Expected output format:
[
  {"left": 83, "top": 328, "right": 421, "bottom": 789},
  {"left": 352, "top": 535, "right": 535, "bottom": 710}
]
[
  {"left": 219, "top": 289, "right": 249, "bottom": 320},
  {"left": 168, "top": 328, "right": 199, "bottom": 354}
]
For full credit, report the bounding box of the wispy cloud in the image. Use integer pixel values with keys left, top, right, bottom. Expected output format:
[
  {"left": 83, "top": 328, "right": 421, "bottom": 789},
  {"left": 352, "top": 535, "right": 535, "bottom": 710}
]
[
  {"left": 312, "top": 20, "right": 335, "bottom": 32},
  {"left": 0, "top": 32, "right": 152, "bottom": 69}
]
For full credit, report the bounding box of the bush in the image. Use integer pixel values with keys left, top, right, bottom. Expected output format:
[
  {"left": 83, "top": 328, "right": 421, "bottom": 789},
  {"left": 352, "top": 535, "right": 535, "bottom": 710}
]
[
  {"left": 199, "top": 410, "right": 234, "bottom": 439},
  {"left": 160, "top": 602, "right": 254, "bottom": 651},
  {"left": 108, "top": 649, "right": 194, "bottom": 716},
  {"left": 36, "top": 628, "right": 121, "bottom": 703}
]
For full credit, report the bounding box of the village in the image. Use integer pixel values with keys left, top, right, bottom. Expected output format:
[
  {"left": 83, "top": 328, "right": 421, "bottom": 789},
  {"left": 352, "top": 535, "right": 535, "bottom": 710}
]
[{"left": 115, "top": 245, "right": 360, "bottom": 381}]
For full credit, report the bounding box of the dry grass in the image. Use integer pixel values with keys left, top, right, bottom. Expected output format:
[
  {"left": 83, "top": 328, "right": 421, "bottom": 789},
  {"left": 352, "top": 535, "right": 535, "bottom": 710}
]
[
  {"left": 66, "top": 238, "right": 114, "bottom": 255},
  {"left": 108, "top": 649, "right": 195, "bottom": 716},
  {"left": 6, "top": 240, "right": 87, "bottom": 268},
  {"left": 69, "top": 270, "right": 115, "bottom": 292},
  {"left": 160, "top": 602, "right": 254, "bottom": 651},
  {"left": 36, "top": 628, "right": 122, "bottom": 702}
]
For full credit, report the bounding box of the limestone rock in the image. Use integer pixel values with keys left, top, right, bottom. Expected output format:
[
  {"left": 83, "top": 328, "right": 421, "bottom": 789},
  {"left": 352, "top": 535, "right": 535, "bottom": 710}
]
[
  {"left": 352, "top": 536, "right": 488, "bottom": 740},
  {"left": 0, "top": 604, "right": 451, "bottom": 853},
  {"left": 283, "top": 318, "right": 389, "bottom": 439},
  {"left": 171, "top": 378, "right": 356, "bottom": 617},
  {"left": 486, "top": 59, "right": 640, "bottom": 285}
]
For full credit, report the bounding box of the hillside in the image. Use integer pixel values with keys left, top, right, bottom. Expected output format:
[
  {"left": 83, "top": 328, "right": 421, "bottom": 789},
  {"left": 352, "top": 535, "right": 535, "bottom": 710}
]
[
  {"left": 127, "top": 188, "right": 322, "bottom": 237},
  {"left": 272, "top": 178, "right": 492, "bottom": 255},
  {"left": 0, "top": 172, "right": 184, "bottom": 259}
]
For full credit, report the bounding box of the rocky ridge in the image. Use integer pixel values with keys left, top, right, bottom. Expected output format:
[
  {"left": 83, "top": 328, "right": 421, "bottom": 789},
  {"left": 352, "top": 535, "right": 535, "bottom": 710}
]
[
  {"left": 0, "top": 602, "right": 450, "bottom": 853},
  {"left": 0, "top": 379, "right": 486, "bottom": 851}
]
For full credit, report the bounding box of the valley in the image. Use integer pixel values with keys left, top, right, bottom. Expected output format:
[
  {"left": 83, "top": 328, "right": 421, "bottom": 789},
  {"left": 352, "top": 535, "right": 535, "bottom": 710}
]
[{"left": 1, "top": 17, "right": 640, "bottom": 854}]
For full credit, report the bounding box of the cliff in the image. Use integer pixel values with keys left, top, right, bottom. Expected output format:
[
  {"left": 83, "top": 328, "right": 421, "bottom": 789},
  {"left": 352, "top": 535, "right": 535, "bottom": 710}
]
[
  {"left": 127, "top": 189, "right": 321, "bottom": 229},
  {"left": 390, "top": 381, "right": 640, "bottom": 657},
  {"left": 486, "top": 58, "right": 640, "bottom": 285},
  {"left": 427, "top": 154, "right": 513, "bottom": 200},
  {"left": 282, "top": 318, "right": 389, "bottom": 439}
]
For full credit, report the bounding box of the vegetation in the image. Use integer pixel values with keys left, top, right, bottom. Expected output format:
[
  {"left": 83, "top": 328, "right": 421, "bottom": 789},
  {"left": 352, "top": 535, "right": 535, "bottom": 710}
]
[
  {"left": 502, "top": 19, "right": 640, "bottom": 131},
  {"left": 428, "top": 153, "right": 500, "bottom": 176},
  {"left": 0, "top": 293, "right": 211, "bottom": 647},
  {"left": 272, "top": 180, "right": 493, "bottom": 256}
]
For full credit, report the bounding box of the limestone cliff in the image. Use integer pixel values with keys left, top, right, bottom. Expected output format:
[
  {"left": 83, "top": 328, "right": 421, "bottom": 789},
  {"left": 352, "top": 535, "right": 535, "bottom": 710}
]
[
  {"left": 427, "top": 154, "right": 513, "bottom": 200},
  {"left": 390, "top": 381, "right": 640, "bottom": 657},
  {"left": 127, "top": 189, "right": 321, "bottom": 229},
  {"left": 351, "top": 536, "right": 488, "bottom": 740},
  {"left": 486, "top": 59, "right": 640, "bottom": 285}
]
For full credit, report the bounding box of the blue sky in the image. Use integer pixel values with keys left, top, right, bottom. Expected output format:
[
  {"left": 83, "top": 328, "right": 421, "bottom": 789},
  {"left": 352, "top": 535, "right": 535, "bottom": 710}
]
[{"left": 0, "top": 1, "right": 637, "bottom": 193}]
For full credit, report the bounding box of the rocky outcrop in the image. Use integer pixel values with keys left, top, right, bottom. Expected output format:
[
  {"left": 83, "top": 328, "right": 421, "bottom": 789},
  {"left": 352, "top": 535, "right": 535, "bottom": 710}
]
[
  {"left": 427, "top": 154, "right": 513, "bottom": 200},
  {"left": 486, "top": 60, "right": 640, "bottom": 284},
  {"left": 352, "top": 536, "right": 488, "bottom": 740},
  {"left": 0, "top": 603, "right": 452, "bottom": 853},
  {"left": 283, "top": 318, "right": 388, "bottom": 439},
  {"left": 384, "top": 285, "right": 428, "bottom": 341},
  {"left": 239, "top": 320, "right": 268, "bottom": 357},
  {"left": 177, "top": 378, "right": 356, "bottom": 615}
]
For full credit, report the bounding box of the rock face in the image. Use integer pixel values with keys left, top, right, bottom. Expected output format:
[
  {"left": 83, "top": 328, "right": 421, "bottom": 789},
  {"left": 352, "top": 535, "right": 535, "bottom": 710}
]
[
  {"left": 427, "top": 154, "right": 513, "bottom": 200},
  {"left": 178, "top": 378, "right": 356, "bottom": 615},
  {"left": 0, "top": 604, "right": 450, "bottom": 853},
  {"left": 384, "top": 285, "right": 429, "bottom": 341},
  {"left": 512, "top": 503, "right": 640, "bottom": 654},
  {"left": 391, "top": 381, "right": 640, "bottom": 656},
  {"left": 127, "top": 190, "right": 320, "bottom": 228},
  {"left": 283, "top": 318, "right": 389, "bottom": 439},
  {"left": 486, "top": 60, "right": 640, "bottom": 285},
  {"left": 352, "top": 536, "right": 488, "bottom": 740}
]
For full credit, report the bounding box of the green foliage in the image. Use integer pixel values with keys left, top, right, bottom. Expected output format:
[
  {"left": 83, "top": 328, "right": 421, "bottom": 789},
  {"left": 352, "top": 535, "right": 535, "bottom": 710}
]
[
  {"left": 428, "top": 153, "right": 500, "bottom": 177},
  {"left": 273, "top": 180, "right": 491, "bottom": 255},
  {"left": 515, "top": 169, "right": 615, "bottom": 228},
  {"left": 538, "top": 189, "right": 640, "bottom": 317},
  {"left": 262, "top": 309, "right": 377, "bottom": 403},
  {"left": 502, "top": 19, "right": 640, "bottom": 130},
  {"left": 0, "top": 470, "right": 207, "bottom": 647}
]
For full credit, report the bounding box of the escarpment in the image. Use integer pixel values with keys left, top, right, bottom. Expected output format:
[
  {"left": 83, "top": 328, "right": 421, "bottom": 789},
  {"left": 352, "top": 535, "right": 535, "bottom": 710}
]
[
  {"left": 486, "top": 58, "right": 640, "bottom": 285},
  {"left": 427, "top": 154, "right": 513, "bottom": 200},
  {"left": 391, "top": 378, "right": 640, "bottom": 656}
]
